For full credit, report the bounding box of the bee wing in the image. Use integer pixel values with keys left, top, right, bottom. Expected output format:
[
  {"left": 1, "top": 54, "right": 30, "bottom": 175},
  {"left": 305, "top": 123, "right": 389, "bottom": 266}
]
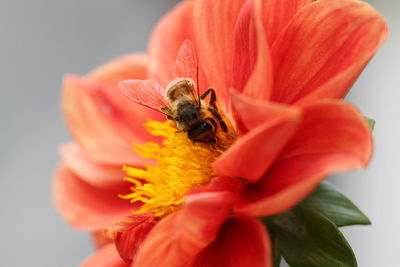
[
  {"left": 118, "top": 79, "right": 170, "bottom": 115},
  {"left": 173, "top": 40, "right": 200, "bottom": 104}
]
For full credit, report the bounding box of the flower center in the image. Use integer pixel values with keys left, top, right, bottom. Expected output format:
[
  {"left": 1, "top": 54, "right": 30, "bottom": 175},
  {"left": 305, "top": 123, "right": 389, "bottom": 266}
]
[{"left": 121, "top": 119, "right": 235, "bottom": 218}]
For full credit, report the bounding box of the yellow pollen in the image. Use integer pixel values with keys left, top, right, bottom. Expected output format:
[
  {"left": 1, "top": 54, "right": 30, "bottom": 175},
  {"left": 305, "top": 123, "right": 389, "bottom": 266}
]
[{"left": 121, "top": 119, "right": 235, "bottom": 218}]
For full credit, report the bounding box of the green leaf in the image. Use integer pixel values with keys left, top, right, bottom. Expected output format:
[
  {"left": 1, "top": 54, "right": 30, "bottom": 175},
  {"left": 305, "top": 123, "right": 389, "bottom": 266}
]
[
  {"left": 265, "top": 207, "right": 357, "bottom": 267},
  {"left": 365, "top": 116, "right": 375, "bottom": 131},
  {"left": 271, "top": 235, "right": 282, "bottom": 267},
  {"left": 300, "top": 181, "right": 371, "bottom": 227}
]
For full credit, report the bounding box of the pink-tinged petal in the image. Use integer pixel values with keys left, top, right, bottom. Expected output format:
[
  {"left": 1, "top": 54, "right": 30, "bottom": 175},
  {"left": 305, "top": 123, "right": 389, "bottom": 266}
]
[
  {"left": 240, "top": 0, "right": 273, "bottom": 101},
  {"left": 270, "top": 0, "right": 388, "bottom": 104},
  {"left": 235, "top": 100, "right": 372, "bottom": 216},
  {"left": 261, "top": 0, "right": 313, "bottom": 46},
  {"left": 60, "top": 143, "right": 127, "bottom": 189},
  {"left": 194, "top": 0, "right": 246, "bottom": 106},
  {"left": 81, "top": 244, "right": 129, "bottom": 267},
  {"left": 190, "top": 216, "right": 271, "bottom": 267},
  {"left": 88, "top": 54, "right": 148, "bottom": 88},
  {"left": 214, "top": 92, "right": 300, "bottom": 182},
  {"left": 133, "top": 192, "right": 235, "bottom": 267},
  {"left": 148, "top": 1, "right": 194, "bottom": 87},
  {"left": 89, "top": 53, "right": 164, "bottom": 130},
  {"left": 105, "top": 214, "right": 157, "bottom": 263},
  {"left": 63, "top": 75, "right": 157, "bottom": 166},
  {"left": 53, "top": 164, "right": 133, "bottom": 230}
]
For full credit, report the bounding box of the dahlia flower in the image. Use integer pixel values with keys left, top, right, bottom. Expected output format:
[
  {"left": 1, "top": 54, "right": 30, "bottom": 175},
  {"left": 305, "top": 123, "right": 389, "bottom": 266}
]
[{"left": 54, "top": 0, "right": 387, "bottom": 266}]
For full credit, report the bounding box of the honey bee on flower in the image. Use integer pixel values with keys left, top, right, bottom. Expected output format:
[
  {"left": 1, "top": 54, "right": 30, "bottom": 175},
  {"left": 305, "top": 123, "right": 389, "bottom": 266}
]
[
  {"left": 119, "top": 41, "right": 229, "bottom": 147},
  {"left": 54, "top": 0, "right": 387, "bottom": 266}
]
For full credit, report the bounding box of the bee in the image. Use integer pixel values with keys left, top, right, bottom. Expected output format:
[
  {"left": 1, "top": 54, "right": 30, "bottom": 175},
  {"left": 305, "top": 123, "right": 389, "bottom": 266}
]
[{"left": 119, "top": 40, "right": 227, "bottom": 146}]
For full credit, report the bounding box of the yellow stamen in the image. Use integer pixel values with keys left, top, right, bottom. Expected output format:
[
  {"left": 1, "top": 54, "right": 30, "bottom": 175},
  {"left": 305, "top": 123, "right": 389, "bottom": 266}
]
[{"left": 121, "top": 119, "right": 235, "bottom": 218}]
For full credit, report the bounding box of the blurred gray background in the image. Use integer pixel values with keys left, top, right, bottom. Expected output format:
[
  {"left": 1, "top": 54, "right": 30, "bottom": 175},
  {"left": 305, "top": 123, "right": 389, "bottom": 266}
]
[{"left": 0, "top": 0, "right": 397, "bottom": 266}]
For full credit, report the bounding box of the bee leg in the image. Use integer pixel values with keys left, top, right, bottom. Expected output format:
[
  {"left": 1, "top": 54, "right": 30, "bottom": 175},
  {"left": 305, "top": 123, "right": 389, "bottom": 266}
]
[
  {"left": 209, "top": 141, "right": 216, "bottom": 149},
  {"left": 208, "top": 107, "right": 228, "bottom": 132},
  {"left": 201, "top": 88, "right": 218, "bottom": 110},
  {"left": 161, "top": 107, "right": 174, "bottom": 120}
]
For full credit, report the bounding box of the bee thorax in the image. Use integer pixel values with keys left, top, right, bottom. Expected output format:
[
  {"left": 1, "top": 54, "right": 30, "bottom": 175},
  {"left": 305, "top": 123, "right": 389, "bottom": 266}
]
[
  {"left": 174, "top": 100, "right": 202, "bottom": 129},
  {"left": 165, "top": 78, "right": 196, "bottom": 103}
]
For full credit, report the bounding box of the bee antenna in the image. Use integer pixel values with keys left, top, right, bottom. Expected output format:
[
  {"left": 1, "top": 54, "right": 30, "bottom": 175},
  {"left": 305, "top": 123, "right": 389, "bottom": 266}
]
[{"left": 195, "top": 45, "right": 201, "bottom": 108}]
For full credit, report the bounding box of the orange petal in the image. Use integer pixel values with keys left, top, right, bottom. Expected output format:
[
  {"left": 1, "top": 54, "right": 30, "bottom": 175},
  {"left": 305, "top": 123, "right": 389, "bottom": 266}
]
[
  {"left": 189, "top": 176, "right": 244, "bottom": 196},
  {"left": 89, "top": 53, "right": 164, "bottom": 130},
  {"left": 133, "top": 191, "right": 235, "bottom": 267},
  {"left": 92, "top": 230, "right": 113, "bottom": 249},
  {"left": 194, "top": 0, "right": 246, "bottom": 105},
  {"left": 63, "top": 75, "right": 159, "bottom": 166},
  {"left": 231, "top": 0, "right": 257, "bottom": 94},
  {"left": 261, "top": 0, "right": 313, "bottom": 46},
  {"left": 191, "top": 216, "right": 271, "bottom": 267},
  {"left": 281, "top": 100, "right": 372, "bottom": 162},
  {"left": 60, "top": 143, "right": 127, "bottom": 189},
  {"left": 240, "top": 0, "right": 273, "bottom": 101},
  {"left": 246, "top": 0, "right": 311, "bottom": 101},
  {"left": 148, "top": 1, "right": 195, "bottom": 87},
  {"left": 235, "top": 100, "right": 372, "bottom": 216},
  {"left": 230, "top": 90, "right": 299, "bottom": 134},
  {"left": 53, "top": 164, "right": 133, "bottom": 230},
  {"left": 81, "top": 243, "right": 129, "bottom": 267},
  {"left": 214, "top": 92, "right": 300, "bottom": 182},
  {"left": 105, "top": 214, "right": 156, "bottom": 263},
  {"left": 88, "top": 54, "right": 148, "bottom": 88},
  {"left": 270, "top": 0, "right": 388, "bottom": 104}
]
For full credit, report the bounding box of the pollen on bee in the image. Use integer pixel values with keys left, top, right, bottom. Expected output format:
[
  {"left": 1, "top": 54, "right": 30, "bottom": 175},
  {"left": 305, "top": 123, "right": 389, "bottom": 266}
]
[{"left": 120, "top": 119, "right": 235, "bottom": 218}]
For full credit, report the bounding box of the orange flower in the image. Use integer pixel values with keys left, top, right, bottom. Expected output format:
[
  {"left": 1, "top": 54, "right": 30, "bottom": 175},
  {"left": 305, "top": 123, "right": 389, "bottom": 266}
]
[{"left": 54, "top": 0, "right": 387, "bottom": 266}]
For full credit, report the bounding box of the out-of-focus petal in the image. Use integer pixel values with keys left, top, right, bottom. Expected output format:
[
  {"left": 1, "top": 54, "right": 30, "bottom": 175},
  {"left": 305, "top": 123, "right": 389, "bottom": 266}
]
[
  {"left": 261, "top": 0, "right": 313, "bottom": 46},
  {"left": 194, "top": 0, "right": 246, "bottom": 105},
  {"left": 190, "top": 216, "right": 271, "bottom": 267},
  {"left": 270, "top": 0, "right": 388, "bottom": 104},
  {"left": 235, "top": 100, "right": 372, "bottom": 216},
  {"left": 60, "top": 143, "right": 127, "bottom": 189},
  {"left": 90, "top": 53, "right": 164, "bottom": 138},
  {"left": 53, "top": 164, "right": 134, "bottom": 230},
  {"left": 92, "top": 230, "right": 113, "bottom": 249},
  {"left": 148, "top": 1, "right": 194, "bottom": 87},
  {"left": 133, "top": 192, "right": 235, "bottom": 267},
  {"left": 88, "top": 54, "right": 148, "bottom": 88},
  {"left": 81, "top": 243, "right": 129, "bottom": 267},
  {"left": 214, "top": 92, "right": 300, "bottom": 182},
  {"left": 105, "top": 214, "right": 156, "bottom": 263},
  {"left": 63, "top": 75, "right": 157, "bottom": 166}
]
